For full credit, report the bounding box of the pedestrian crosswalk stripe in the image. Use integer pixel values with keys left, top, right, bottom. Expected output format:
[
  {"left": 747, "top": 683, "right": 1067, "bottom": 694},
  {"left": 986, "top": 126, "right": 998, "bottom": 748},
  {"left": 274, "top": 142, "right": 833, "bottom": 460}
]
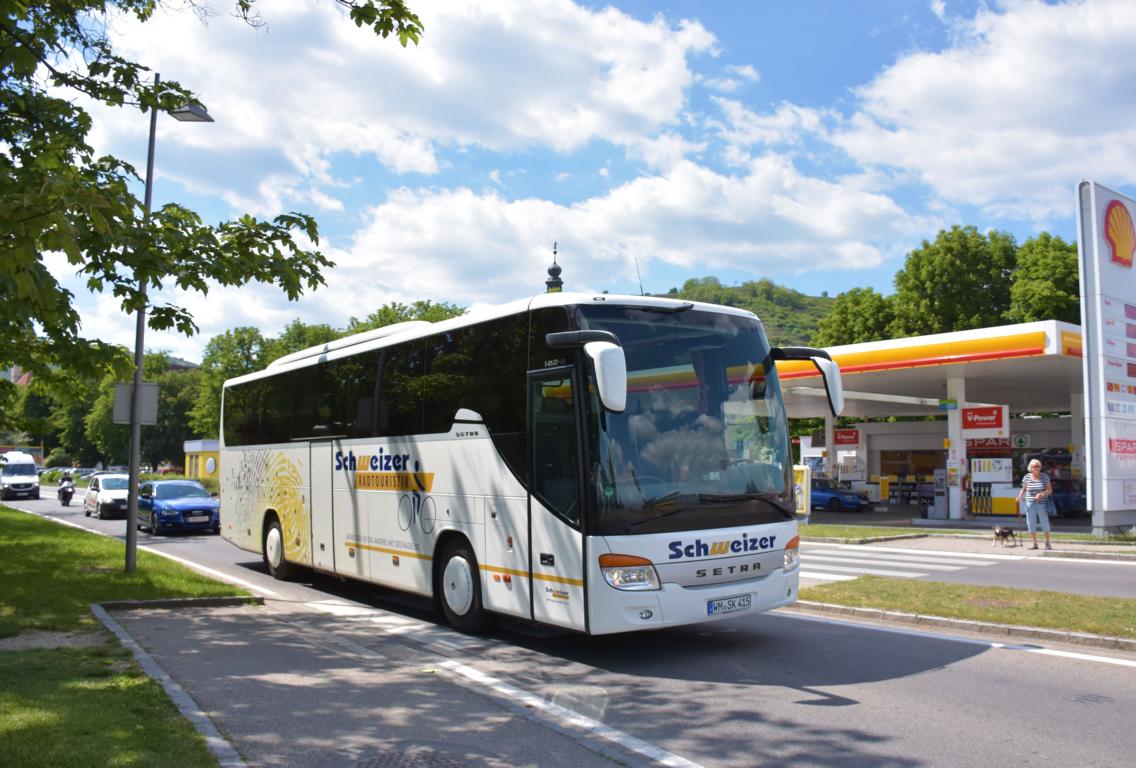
[
  {"left": 802, "top": 554, "right": 965, "bottom": 572},
  {"left": 811, "top": 544, "right": 1025, "bottom": 561},
  {"left": 803, "top": 548, "right": 1003, "bottom": 567},
  {"left": 798, "top": 564, "right": 922, "bottom": 578},
  {"left": 799, "top": 571, "right": 857, "bottom": 582}
]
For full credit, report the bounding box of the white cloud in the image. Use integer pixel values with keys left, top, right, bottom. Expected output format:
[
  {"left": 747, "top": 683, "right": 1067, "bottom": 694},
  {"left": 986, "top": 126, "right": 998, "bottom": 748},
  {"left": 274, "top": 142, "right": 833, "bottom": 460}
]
[
  {"left": 702, "top": 63, "right": 760, "bottom": 93},
  {"left": 327, "top": 158, "right": 924, "bottom": 311},
  {"left": 831, "top": 0, "right": 1136, "bottom": 221},
  {"left": 100, "top": 0, "right": 715, "bottom": 183},
  {"left": 710, "top": 98, "right": 826, "bottom": 150}
]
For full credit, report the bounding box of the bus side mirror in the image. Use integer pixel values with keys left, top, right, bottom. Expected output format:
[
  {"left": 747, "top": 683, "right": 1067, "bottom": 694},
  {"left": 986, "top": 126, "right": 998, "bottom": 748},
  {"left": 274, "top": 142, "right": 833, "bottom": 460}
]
[
  {"left": 811, "top": 356, "right": 844, "bottom": 416},
  {"left": 584, "top": 341, "right": 627, "bottom": 413},
  {"left": 772, "top": 346, "right": 844, "bottom": 417}
]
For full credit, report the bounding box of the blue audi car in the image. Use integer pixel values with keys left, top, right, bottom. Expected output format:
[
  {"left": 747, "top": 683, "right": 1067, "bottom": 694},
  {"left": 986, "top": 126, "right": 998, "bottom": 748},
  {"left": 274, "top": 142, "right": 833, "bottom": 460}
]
[
  {"left": 811, "top": 477, "right": 871, "bottom": 512},
  {"left": 138, "top": 480, "right": 220, "bottom": 535}
]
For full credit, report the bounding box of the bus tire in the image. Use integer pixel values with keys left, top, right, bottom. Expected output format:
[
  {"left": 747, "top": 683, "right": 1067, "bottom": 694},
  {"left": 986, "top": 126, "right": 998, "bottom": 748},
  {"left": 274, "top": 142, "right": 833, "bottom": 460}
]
[
  {"left": 262, "top": 518, "right": 294, "bottom": 580},
  {"left": 437, "top": 541, "right": 488, "bottom": 634}
]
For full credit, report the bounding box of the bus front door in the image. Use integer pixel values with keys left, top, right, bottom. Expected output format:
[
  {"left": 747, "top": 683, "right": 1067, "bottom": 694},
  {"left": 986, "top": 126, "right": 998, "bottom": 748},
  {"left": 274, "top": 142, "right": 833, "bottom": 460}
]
[
  {"left": 310, "top": 440, "right": 336, "bottom": 572},
  {"left": 528, "top": 371, "right": 587, "bottom": 631}
]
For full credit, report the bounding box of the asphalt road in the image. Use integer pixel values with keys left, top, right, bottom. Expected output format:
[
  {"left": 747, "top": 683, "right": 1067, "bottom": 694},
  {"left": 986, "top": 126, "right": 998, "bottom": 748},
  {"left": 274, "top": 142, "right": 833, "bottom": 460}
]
[{"left": 15, "top": 492, "right": 1136, "bottom": 767}]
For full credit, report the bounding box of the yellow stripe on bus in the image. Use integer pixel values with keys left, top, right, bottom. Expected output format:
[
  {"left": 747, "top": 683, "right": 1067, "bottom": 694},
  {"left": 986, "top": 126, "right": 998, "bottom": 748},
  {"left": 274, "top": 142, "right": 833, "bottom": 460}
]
[
  {"left": 481, "top": 563, "right": 585, "bottom": 587},
  {"left": 348, "top": 542, "right": 433, "bottom": 560}
]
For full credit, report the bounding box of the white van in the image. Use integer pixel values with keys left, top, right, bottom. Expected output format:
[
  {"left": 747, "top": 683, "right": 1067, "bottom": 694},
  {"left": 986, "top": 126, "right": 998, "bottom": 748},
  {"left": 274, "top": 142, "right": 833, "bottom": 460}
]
[{"left": 0, "top": 451, "right": 41, "bottom": 500}]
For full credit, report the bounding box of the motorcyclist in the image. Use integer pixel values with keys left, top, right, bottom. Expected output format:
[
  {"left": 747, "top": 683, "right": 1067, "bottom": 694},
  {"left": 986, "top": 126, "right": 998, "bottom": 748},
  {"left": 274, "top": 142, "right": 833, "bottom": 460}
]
[{"left": 58, "top": 471, "right": 75, "bottom": 505}]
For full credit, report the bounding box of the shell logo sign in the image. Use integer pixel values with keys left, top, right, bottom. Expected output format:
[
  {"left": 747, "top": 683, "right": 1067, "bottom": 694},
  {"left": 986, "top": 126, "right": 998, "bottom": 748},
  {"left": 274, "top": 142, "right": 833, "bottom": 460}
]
[{"left": 1105, "top": 199, "right": 1135, "bottom": 268}]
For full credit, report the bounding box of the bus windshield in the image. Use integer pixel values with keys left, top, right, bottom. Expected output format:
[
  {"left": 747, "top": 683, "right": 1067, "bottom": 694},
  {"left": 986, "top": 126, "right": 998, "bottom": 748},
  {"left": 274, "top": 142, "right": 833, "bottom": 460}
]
[{"left": 578, "top": 305, "right": 794, "bottom": 535}]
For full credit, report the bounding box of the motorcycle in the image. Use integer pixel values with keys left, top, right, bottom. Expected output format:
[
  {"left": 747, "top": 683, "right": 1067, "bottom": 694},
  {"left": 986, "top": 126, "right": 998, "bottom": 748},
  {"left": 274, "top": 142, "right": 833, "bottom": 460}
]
[{"left": 57, "top": 480, "right": 75, "bottom": 506}]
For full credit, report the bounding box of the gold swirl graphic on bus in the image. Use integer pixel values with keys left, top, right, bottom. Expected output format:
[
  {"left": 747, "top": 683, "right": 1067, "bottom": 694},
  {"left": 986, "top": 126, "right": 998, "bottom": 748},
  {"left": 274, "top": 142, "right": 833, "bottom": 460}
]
[
  {"left": 266, "top": 453, "right": 310, "bottom": 565},
  {"left": 355, "top": 472, "right": 434, "bottom": 492}
]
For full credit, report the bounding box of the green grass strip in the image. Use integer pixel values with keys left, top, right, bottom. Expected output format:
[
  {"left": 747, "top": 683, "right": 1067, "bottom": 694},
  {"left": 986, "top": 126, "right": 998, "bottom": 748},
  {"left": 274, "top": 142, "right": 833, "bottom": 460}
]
[
  {"left": 0, "top": 506, "right": 247, "bottom": 637},
  {"left": 800, "top": 575, "right": 1136, "bottom": 639},
  {"left": 0, "top": 646, "right": 217, "bottom": 768}
]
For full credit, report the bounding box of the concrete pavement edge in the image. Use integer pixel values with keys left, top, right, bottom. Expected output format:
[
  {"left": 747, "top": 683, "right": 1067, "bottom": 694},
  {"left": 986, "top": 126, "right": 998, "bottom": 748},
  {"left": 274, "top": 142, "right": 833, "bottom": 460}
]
[
  {"left": 90, "top": 603, "right": 246, "bottom": 768},
  {"left": 789, "top": 600, "right": 1136, "bottom": 652}
]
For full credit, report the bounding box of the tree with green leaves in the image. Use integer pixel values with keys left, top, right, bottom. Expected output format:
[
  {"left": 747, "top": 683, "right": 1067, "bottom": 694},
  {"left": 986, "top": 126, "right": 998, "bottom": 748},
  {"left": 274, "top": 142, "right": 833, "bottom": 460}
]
[
  {"left": 0, "top": 0, "right": 423, "bottom": 393},
  {"left": 262, "top": 319, "right": 342, "bottom": 364},
  {"left": 344, "top": 300, "right": 465, "bottom": 335},
  {"left": 890, "top": 226, "right": 1017, "bottom": 337},
  {"left": 188, "top": 327, "right": 271, "bottom": 438},
  {"left": 812, "top": 287, "right": 894, "bottom": 346},
  {"left": 1006, "top": 232, "right": 1080, "bottom": 324},
  {"left": 85, "top": 352, "right": 202, "bottom": 466}
]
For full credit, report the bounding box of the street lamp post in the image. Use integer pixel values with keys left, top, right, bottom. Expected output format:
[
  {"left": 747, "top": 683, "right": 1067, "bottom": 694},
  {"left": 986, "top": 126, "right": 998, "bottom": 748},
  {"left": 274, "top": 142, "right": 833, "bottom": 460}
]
[{"left": 125, "top": 73, "right": 213, "bottom": 573}]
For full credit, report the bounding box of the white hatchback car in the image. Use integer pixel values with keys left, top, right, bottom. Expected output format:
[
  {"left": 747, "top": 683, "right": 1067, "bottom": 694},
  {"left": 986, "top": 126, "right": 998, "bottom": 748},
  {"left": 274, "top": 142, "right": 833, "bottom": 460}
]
[{"left": 84, "top": 473, "right": 131, "bottom": 519}]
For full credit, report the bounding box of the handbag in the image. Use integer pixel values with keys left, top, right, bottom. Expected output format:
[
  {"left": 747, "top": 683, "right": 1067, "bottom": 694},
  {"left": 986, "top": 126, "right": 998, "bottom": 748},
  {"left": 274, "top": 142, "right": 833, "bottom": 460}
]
[{"left": 1044, "top": 497, "right": 1057, "bottom": 517}]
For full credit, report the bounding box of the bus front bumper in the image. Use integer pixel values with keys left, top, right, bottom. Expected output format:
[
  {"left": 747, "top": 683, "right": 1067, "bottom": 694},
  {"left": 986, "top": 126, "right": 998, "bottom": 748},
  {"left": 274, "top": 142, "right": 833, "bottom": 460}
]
[{"left": 587, "top": 567, "right": 799, "bottom": 635}]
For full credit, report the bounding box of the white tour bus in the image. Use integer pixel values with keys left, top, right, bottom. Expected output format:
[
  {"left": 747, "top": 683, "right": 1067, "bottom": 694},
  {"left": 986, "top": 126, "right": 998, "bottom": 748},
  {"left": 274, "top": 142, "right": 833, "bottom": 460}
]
[{"left": 220, "top": 293, "right": 842, "bottom": 634}]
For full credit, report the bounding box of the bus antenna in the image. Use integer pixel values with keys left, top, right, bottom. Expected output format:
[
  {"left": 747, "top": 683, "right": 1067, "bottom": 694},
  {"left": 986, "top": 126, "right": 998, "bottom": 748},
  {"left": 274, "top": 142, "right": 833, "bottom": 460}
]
[{"left": 634, "top": 256, "right": 645, "bottom": 296}]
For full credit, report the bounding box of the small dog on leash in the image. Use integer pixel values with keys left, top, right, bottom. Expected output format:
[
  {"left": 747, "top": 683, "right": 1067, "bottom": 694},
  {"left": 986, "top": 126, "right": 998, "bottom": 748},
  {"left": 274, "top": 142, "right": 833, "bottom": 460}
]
[{"left": 991, "top": 525, "right": 1018, "bottom": 547}]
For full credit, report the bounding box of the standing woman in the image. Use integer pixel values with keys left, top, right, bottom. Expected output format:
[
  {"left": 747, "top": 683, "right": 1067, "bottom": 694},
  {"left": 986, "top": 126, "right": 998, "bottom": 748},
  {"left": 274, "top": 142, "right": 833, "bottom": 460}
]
[{"left": 1016, "top": 459, "right": 1054, "bottom": 550}]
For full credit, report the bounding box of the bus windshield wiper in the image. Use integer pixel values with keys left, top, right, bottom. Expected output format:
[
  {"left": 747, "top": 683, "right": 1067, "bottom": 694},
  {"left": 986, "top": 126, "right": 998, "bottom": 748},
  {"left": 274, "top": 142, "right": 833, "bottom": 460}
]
[
  {"left": 623, "top": 490, "right": 690, "bottom": 532},
  {"left": 698, "top": 492, "right": 794, "bottom": 513}
]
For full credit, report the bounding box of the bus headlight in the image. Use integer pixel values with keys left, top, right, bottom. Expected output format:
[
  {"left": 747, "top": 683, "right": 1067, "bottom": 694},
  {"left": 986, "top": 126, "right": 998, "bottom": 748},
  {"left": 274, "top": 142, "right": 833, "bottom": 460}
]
[
  {"left": 599, "top": 554, "right": 660, "bottom": 591},
  {"left": 783, "top": 535, "right": 800, "bottom": 571}
]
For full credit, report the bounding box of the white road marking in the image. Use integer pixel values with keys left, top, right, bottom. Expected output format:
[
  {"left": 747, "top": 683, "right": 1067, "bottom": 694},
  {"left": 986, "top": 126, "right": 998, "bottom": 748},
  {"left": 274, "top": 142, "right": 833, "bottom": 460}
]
[
  {"left": 823, "top": 544, "right": 1026, "bottom": 561},
  {"left": 795, "top": 564, "right": 921, "bottom": 578},
  {"left": 803, "top": 554, "right": 966, "bottom": 571},
  {"left": 803, "top": 547, "right": 1005, "bottom": 567},
  {"left": 799, "top": 571, "right": 857, "bottom": 582},
  {"left": 781, "top": 613, "right": 1136, "bottom": 669},
  {"left": 439, "top": 659, "right": 706, "bottom": 768},
  {"left": 138, "top": 545, "right": 279, "bottom": 598},
  {"left": 290, "top": 599, "right": 702, "bottom": 767}
]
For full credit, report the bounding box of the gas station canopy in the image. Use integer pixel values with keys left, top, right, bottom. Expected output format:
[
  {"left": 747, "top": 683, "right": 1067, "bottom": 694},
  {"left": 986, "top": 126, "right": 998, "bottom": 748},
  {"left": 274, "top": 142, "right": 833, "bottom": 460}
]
[{"left": 775, "top": 320, "right": 1085, "bottom": 419}]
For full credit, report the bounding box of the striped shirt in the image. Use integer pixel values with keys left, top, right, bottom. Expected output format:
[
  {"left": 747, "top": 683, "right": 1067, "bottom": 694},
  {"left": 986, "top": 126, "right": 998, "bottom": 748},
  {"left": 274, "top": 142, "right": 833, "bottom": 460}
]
[{"left": 1021, "top": 472, "right": 1051, "bottom": 503}]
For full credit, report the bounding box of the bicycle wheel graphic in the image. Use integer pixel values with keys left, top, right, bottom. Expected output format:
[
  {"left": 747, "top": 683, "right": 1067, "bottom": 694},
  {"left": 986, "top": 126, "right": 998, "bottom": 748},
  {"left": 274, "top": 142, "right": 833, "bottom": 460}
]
[
  {"left": 419, "top": 496, "right": 436, "bottom": 534},
  {"left": 397, "top": 494, "right": 414, "bottom": 532}
]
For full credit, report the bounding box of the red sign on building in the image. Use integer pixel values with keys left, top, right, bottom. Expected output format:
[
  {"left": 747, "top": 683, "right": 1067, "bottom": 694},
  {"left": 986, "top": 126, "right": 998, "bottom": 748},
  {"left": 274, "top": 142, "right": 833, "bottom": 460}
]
[
  {"left": 962, "top": 406, "right": 1004, "bottom": 430},
  {"left": 834, "top": 428, "right": 860, "bottom": 446}
]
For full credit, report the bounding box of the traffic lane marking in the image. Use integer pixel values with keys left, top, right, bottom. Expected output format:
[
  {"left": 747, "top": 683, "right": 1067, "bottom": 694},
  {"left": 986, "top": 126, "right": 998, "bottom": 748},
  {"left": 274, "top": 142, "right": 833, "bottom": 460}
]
[{"left": 779, "top": 612, "right": 1136, "bottom": 669}]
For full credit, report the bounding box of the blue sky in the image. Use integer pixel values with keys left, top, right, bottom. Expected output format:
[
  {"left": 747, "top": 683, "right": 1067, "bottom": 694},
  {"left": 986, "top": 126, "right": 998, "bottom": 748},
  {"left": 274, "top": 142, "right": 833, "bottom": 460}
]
[{"left": 53, "top": 0, "right": 1136, "bottom": 362}]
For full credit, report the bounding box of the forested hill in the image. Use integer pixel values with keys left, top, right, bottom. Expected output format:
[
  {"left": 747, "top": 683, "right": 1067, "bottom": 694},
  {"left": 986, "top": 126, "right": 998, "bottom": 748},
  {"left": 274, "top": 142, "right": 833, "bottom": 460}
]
[{"left": 663, "top": 277, "right": 834, "bottom": 346}]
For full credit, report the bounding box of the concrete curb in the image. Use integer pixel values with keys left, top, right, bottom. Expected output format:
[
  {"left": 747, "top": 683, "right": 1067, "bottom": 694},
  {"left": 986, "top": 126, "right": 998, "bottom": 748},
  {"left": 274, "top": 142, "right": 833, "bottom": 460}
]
[
  {"left": 100, "top": 596, "right": 265, "bottom": 611},
  {"left": 791, "top": 600, "right": 1136, "bottom": 653},
  {"left": 91, "top": 603, "right": 247, "bottom": 768},
  {"left": 800, "top": 533, "right": 1136, "bottom": 561}
]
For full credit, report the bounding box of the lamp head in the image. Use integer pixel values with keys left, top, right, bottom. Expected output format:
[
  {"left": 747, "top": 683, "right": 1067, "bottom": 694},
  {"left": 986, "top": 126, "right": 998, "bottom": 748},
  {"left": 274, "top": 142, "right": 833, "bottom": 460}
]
[{"left": 170, "top": 103, "right": 214, "bottom": 123}]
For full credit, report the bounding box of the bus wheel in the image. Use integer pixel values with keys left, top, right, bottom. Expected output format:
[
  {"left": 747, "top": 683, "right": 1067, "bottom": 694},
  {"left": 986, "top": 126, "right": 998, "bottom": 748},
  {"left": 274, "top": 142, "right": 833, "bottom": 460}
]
[
  {"left": 263, "top": 519, "right": 294, "bottom": 580},
  {"left": 438, "top": 541, "right": 488, "bottom": 634}
]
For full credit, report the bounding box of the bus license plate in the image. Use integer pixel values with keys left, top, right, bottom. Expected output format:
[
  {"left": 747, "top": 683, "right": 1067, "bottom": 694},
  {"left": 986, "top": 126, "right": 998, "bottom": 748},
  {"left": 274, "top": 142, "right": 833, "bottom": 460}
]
[
  {"left": 707, "top": 594, "right": 751, "bottom": 616},
  {"left": 186, "top": 515, "right": 210, "bottom": 524}
]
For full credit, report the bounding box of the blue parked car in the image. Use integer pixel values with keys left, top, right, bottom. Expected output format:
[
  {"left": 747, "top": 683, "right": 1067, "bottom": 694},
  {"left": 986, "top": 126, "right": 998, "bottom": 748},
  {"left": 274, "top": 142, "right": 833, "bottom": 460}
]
[
  {"left": 138, "top": 480, "right": 220, "bottom": 535},
  {"left": 811, "top": 477, "right": 871, "bottom": 512}
]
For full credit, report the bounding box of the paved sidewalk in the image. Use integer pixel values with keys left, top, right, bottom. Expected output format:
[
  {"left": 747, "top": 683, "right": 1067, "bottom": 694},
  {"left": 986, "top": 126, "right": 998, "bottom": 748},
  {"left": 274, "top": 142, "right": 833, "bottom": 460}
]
[{"left": 109, "top": 601, "right": 661, "bottom": 768}]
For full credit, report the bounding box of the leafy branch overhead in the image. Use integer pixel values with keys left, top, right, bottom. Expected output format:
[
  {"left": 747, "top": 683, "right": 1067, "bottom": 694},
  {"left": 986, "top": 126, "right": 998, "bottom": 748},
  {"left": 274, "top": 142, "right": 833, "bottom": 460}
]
[{"left": 0, "top": 0, "right": 421, "bottom": 382}]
